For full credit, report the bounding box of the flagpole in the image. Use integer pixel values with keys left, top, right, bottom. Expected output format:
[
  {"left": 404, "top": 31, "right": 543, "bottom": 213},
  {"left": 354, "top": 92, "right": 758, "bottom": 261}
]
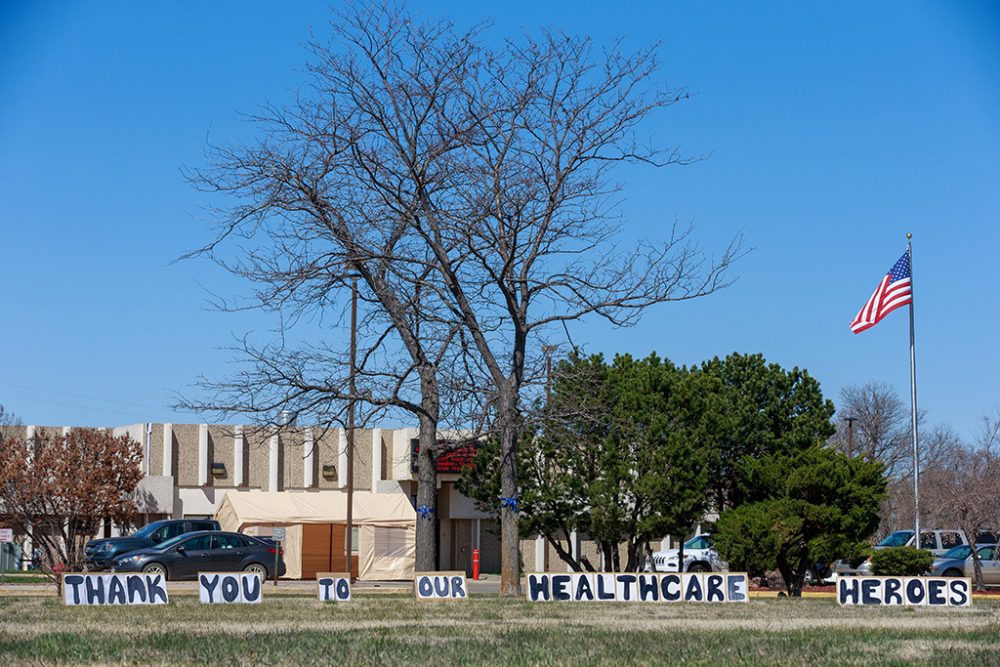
[{"left": 907, "top": 233, "right": 920, "bottom": 543}]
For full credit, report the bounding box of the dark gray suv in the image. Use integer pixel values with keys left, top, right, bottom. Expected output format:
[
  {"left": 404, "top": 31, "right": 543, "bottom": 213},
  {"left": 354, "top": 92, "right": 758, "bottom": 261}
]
[{"left": 85, "top": 519, "right": 220, "bottom": 570}]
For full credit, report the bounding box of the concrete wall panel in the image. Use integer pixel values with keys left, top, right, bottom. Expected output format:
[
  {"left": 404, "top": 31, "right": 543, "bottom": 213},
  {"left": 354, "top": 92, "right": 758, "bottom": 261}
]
[
  {"left": 282, "top": 428, "right": 306, "bottom": 489},
  {"left": 352, "top": 429, "right": 372, "bottom": 491},
  {"left": 315, "top": 427, "right": 339, "bottom": 489},
  {"left": 172, "top": 423, "right": 200, "bottom": 487},
  {"left": 208, "top": 425, "right": 237, "bottom": 488},
  {"left": 245, "top": 427, "right": 270, "bottom": 490}
]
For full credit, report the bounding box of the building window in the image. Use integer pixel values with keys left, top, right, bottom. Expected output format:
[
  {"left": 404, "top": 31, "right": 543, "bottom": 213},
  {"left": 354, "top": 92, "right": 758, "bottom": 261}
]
[{"left": 373, "top": 527, "right": 407, "bottom": 558}]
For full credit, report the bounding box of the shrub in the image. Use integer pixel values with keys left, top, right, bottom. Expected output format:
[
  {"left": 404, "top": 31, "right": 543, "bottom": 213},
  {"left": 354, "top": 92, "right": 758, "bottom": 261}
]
[{"left": 870, "top": 547, "right": 933, "bottom": 576}]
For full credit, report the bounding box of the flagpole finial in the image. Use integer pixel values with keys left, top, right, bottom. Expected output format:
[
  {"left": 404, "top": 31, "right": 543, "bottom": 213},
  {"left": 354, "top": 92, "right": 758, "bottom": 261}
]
[{"left": 906, "top": 233, "right": 912, "bottom": 239}]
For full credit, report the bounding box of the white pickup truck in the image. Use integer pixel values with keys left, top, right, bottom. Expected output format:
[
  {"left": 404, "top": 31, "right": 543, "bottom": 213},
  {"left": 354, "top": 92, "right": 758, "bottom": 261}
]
[
  {"left": 835, "top": 528, "right": 972, "bottom": 576},
  {"left": 647, "top": 534, "right": 728, "bottom": 573}
]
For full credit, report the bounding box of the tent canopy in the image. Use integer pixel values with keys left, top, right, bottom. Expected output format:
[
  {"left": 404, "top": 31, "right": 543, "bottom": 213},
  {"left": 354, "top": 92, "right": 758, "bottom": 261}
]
[
  {"left": 215, "top": 490, "right": 416, "bottom": 581},
  {"left": 216, "top": 490, "right": 415, "bottom": 532}
]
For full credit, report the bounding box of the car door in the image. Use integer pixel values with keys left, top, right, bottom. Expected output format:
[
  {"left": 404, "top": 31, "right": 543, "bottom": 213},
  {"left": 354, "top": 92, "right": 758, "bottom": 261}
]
[
  {"left": 213, "top": 533, "right": 249, "bottom": 571},
  {"left": 978, "top": 546, "right": 998, "bottom": 585},
  {"left": 171, "top": 534, "right": 215, "bottom": 580}
]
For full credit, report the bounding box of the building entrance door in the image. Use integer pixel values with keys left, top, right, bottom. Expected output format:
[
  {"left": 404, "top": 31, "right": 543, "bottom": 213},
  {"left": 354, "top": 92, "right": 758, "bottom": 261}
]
[
  {"left": 300, "top": 523, "right": 358, "bottom": 579},
  {"left": 451, "top": 519, "right": 473, "bottom": 577}
]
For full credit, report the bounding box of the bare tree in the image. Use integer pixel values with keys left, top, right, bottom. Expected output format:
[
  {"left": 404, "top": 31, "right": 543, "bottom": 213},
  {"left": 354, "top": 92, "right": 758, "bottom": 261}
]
[
  {"left": 831, "top": 382, "right": 916, "bottom": 475},
  {"left": 831, "top": 383, "right": 973, "bottom": 537},
  {"left": 0, "top": 403, "right": 20, "bottom": 430},
  {"left": 977, "top": 407, "right": 1000, "bottom": 455},
  {"left": 185, "top": 7, "right": 492, "bottom": 572},
  {"left": 907, "top": 409, "right": 1000, "bottom": 591},
  {"left": 883, "top": 423, "right": 964, "bottom": 535},
  {"left": 188, "top": 4, "right": 740, "bottom": 594},
  {"left": 922, "top": 443, "right": 1000, "bottom": 591},
  {"left": 405, "top": 33, "right": 742, "bottom": 594},
  {"left": 0, "top": 428, "right": 143, "bottom": 593}
]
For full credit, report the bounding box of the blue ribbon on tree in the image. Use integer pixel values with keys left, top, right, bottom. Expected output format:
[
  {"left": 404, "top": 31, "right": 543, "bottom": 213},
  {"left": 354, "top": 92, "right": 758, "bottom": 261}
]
[
  {"left": 500, "top": 496, "right": 519, "bottom": 513},
  {"left": 417, "top": 504, "right": 433, "bottom": 520}
]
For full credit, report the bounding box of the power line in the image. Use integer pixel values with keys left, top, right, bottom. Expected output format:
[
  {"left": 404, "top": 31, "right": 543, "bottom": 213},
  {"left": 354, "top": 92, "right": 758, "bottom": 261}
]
[
  {"left": 1, "top": 394, "right": 177, "bottom": 421},
  {"left": 0, "top": 381, "right": 168, "bottom": 412}
]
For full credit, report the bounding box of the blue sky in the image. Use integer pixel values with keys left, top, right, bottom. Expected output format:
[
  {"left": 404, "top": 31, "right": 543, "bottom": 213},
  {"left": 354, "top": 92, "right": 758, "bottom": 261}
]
[{"left": 1, "top": 1, "right": 997, "bottom": 439}]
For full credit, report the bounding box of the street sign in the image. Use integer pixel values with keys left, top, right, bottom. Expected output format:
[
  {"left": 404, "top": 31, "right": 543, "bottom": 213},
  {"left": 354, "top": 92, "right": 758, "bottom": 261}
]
[
  {"left": 268, "top": 528, "right": 285, "bottom": 588},
  {"left": 0, "top": 528, "right": 13, "bottom": 543}
]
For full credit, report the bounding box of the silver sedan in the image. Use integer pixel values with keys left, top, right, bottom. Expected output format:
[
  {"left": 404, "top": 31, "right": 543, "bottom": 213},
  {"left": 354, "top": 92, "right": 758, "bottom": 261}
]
[{"left": 929, "top": 544, "right": 999, "bottom": 585}]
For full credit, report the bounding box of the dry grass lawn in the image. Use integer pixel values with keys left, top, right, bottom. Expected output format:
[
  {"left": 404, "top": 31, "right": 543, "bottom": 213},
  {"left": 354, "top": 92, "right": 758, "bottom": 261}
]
[{"left": 1, "top": 594, "right": 998, "bottom": 665}]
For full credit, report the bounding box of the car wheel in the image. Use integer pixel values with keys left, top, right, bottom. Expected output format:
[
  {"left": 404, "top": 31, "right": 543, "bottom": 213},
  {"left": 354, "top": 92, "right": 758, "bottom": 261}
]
[
  {"left": 688, "top": 562, "right": 709, "bottom": 573},
  {"left": 142, "top": 562, "right": 168, "bottom": 579},
  {"left": 243, "top": 562, "right": 268, "bottom": 578},
  {"left": 943, "top": 568, "right": 963, "bottom": 577}
]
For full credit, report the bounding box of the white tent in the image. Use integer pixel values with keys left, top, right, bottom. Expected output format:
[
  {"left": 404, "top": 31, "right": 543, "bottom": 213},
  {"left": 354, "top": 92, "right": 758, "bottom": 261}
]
[{"left": 215, "top": 490, "right": 416, "bottom": 580}]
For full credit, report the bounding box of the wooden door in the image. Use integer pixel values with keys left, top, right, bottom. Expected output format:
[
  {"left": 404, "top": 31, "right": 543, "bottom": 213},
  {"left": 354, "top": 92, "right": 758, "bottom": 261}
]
[{"left": 300, "top": 523, "right": 359, "bottom": 579}]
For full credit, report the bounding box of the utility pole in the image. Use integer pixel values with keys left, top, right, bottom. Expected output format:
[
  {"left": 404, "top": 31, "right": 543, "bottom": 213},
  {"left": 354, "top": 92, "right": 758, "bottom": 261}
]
[
  {"left": 345, "top": 273, "right": 358, "bottom": 580},
  {"left": 844, "top": 416, "right": 856, "bottom": 458}
]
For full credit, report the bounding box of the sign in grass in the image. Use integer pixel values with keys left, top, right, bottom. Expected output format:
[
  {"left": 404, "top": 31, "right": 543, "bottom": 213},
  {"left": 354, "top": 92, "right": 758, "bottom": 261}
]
[
  {"left": 198, "top": 572, "right": 262, "bottom": 604},
  {"left": 62, "top": 573, "right": 168, "bottom": 606},
  {"left": 414, "top": 571, "right": 469, "bottom": 600},
  {"left": 526, "top": 572, "right": 749, "bottom": 603},
  {"left": 837, "top": 576, "right": 971, "bottom": 606},
  {"left": 317, "top": 572, "right": 352, "bottom": 601}
]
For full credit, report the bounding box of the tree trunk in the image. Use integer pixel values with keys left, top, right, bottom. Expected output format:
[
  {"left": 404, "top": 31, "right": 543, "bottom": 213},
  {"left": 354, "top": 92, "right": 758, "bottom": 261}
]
[
  {"left": 498, "top": 383, "right": 522, "bottom": 596},
  {"left": 971, "top": 550, "right": 985, "bottom": 592},
  {"left": 776, "top": 543, "right": 809, "bottom": 597},
  {"left": 775, "top": 551, "right": 796, "bottom": 597},
  {"left": 624, "top": 539, "right": 641, "bottom": 572},
  {"left": 545, "top": 534, "right": 582, "bottom": 572},
  {"left": 600, "top": 541, "right": 613, "bottom": 571},
  {"left": 415, "top": 414, "right": 438, "bottom": 572},
  {"left": 793, "top": 546, "right": 811, "bottom": 597},
  {"left": 965, "top": 522, "right": 986, "bottom": 592}
]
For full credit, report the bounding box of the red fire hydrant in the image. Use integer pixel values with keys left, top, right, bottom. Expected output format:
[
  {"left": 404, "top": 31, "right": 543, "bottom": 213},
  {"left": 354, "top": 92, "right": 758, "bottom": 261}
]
[{"left": 472, "top": 548, "right": 480, "bottom": 580}]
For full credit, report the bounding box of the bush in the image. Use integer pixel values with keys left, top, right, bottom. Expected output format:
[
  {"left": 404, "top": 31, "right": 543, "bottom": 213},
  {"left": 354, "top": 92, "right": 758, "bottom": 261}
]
[{"left": 870, "top": 547, "right": 933, "bottom": 576}]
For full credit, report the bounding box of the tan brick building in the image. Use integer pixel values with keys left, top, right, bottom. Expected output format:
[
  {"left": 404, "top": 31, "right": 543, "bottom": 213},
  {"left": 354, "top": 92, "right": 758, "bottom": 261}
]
[
  {"left": 7, "top": 422, "right": 668, "bottom": 577},
  {"left": 7, "top": 422, "right": 501, "bottom": 578}
]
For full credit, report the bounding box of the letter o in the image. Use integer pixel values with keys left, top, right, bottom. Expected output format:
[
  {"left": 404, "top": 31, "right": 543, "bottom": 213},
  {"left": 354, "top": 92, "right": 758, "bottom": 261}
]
[{"left": 222, "top": 576, "right": 240, "bottom": 602}]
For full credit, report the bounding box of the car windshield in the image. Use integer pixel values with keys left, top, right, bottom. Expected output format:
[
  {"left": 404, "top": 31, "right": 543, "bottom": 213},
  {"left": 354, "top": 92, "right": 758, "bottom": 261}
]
[
  {"left": 941, "top": 545, "right": 972, "bottom": 560},
  {"left": 132, "top": 522, "right": 165, "bottom": 539},
  {"left": 684, "top": 536, "right": 711, "bottom": 550},
  {"left": 878, "top": 531, "right": 913, "bottom": 548}
]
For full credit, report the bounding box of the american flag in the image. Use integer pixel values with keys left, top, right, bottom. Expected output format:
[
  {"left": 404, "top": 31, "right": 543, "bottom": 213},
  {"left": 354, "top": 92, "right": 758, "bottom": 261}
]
[{"left": 850, "top": 250, "right": 912, "bottom": 334}]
